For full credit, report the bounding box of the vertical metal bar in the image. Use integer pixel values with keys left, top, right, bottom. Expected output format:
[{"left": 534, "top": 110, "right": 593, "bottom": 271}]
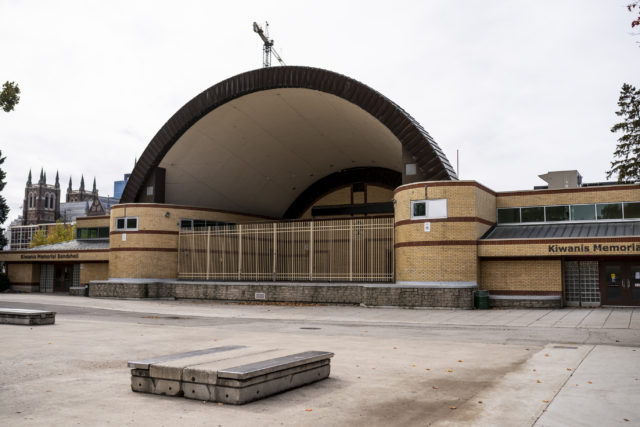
[
  {"left": 238, "top": 224, "right": 243, "bottom": 280},
  {"left": 272, "top": 222, "right": 277, "bottom": 281},
  {"left": 177, "top": 228, "right": 182, "bottom": 278},
  {"left": 309, "top": 221, "right": 314, "bottom": 280},
  {"left": 349, "top": 220, "right": 353, "bottom": 282},
  {"left": 206, "top": 226, "right": 211, "bottom": 280}
]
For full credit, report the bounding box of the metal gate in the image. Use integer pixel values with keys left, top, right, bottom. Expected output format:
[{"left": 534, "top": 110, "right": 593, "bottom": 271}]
[
  {"left": 178, "top": 217, "right": 394, "bottom": 282},
  {"left": 39, "top": 264, "right": 54, "bottom": 293}
]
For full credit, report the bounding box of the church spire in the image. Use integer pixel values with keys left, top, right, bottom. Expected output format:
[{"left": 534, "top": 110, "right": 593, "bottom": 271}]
[
  {"left": 39, "top": 168, "right": 44, "bottom": 184},
  {"left": 79, "top": 175, "right": 85, "bottom": 192},
  {"left": 68, "top": 176, "right": 72, "bottom": 191},
  {"left": 27, "top": 170, "right": 32, "bottom": 185},
  {"left": 43, "top": 171, "right": 46, "bottom": 184},
  {"left": 55, "top": 171, "right": 60, "bottom": 188},
  {"left": 92, "top": 177, "right": 97, "bottom": 194}
]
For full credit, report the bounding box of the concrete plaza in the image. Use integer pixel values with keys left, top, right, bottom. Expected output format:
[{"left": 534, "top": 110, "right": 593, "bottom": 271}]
[{"left": 0, "top": 294, "right": 638, "bottom": 426}]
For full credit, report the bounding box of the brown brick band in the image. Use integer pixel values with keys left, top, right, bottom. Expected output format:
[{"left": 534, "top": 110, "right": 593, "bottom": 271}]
[
  {"left": 395, "top": 217, "right": 494, "bottom": 227},
  {"left": 109, "top": 247, "right": 178, "bottom": 252},
  {"left": 498, "top": 184, "right": 640, "bottom": 197},
  {"left": 110, "top": 230, "right": 179, "bottom": 235},
  {"left": 479, "top": 237, "right": 640, "bottom": 245},
  {"left": 488, "top": 290, "right": 562, "bottom": 296},
  {"left": 395, "top": 241, "right": 477, "bottom": 248}
]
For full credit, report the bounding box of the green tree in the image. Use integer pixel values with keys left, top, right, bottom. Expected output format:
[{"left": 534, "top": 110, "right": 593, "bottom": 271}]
[
  {"left": 0, "top": 81, "right": 20, "bottom": 112},
  {"left": 0, "top": 152, "right": 8, "bottom": 249},
  {"left": 607, "top": 83, "right": 640, "bottom": 182},
  {"left": 29, "top": 220, "right": 76, "bottom": 248}
]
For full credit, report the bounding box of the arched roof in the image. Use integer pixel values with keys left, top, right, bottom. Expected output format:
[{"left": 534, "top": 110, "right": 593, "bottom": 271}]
[{"left": 121, "top": 66, "right": 456, "bottom": 216}]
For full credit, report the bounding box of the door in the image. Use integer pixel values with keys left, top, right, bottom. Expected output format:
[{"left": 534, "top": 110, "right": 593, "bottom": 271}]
[
  {"left": 53, "top": 264, "right": 73, "bottom": 292},
  {"left": 600, "top": 262, "right": 640, "bottom": 306}
]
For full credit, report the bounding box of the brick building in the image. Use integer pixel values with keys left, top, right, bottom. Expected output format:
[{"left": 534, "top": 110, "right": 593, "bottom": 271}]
[{"left": 2, "top": 66, "right": 638, "bottom": 307}]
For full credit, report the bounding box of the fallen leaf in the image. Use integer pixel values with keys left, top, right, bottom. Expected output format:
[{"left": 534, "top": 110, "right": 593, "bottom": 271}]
[
  {"left": 356, "top": 376, "right": 360, "bottom": 379},
  {"left": 624, "top": 418, "right": 629, "bottom": 422},
  {"left": 412, "top": 364, "right": 416, "bottom": 367},
  {"left": 305, "top": 409, "right": 313, "bottom": 412},
  {"left": 446, "top": 369, "right": 453, "bottom": 373},
  {"left": 449, "top": 406, "right": 457, "bottom": 410},
  {"left": 587, "top": 381, "right": 592, "bottom": 384},
  {"left": 432, "top": 386, "right": 439, "bottom": 389},
  {"left": 372, "top": 368, "right": 376, "bottom": 370},
  {"left": 533, "top": 369, "right": 537, "bottom": 372},
  {"left": 217, "top": 402, "right": 223, "bottom": 406},
  {"left": 542, "top": 400, "right": 549, "bottom": 403},
  {"left": 536, "top": 380, "right": 541, "bottom": 383},
  {"left": 458, "top": 360, "right": 463, "bottom": 363},
  {"left": 525, "top": 348, "right": 530, "bottom": 351},
  {"left": 544, "top": 354, "right": 549, "bottom": 357},
  {"left": 477, "top": 401, "right": 483, "bottom": 404},
  {"left": 393, "top": 346, "right": 397, "bottom": 349},
  {"left": 574, "top": 384, "right": 579, "bottom": 387},
  {"left": 48, "top": 342, "right": 52, "bottom": 345},
  {"left": 425, "top": 368, "right": 430, "bottom": 371},
  {"left": 566, "top": 368, "right": 572, "bottom": 371}
]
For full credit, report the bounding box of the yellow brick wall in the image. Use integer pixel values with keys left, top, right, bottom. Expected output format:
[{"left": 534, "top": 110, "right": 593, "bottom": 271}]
[
  {"left": 80, "top": 263, "right": 109, "bottom": 284},
  {"left": 395, "top": 245, "right": 478, "bottom": 282},
  {"left": 8, "top": 263, "right": 40, "bottom": 284},
  {"left": 109, "top": 251, "right": 177, "bottom": 279},
  {"left": 75, "top": 216, "right": 110, "bottom": 228},
  {"left": 367, "top": 185, "right": 393, "bottom": 203},
  {"left": 497, "top": 185, "right": 640, "bottom": 208},
  {"left": 479, "top": 260, "right": 562, "bottom": 292}
]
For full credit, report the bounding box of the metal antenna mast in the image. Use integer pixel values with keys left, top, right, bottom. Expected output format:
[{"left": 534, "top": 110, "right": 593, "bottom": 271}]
[{"left": 253, "top": 21, "right": 285, "bottom": 67}]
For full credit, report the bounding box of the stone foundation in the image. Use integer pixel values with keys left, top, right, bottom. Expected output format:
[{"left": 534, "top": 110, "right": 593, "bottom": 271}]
[
  {"left": 89, "top": 280, "right": 477, "bottom": 309},
  {"left": 489, "top": 295, "right": 562, "bottom": 309}
]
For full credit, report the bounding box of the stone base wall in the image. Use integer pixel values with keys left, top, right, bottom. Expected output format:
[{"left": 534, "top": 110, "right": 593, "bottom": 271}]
[
  {"left": 10, "top": 283, "right": 39, "bottom": 293},
  {"left": 489, "top": 296, "right": 562, "bottom": 309},
  {"left": 88, "top": 280, "right": 476, "bottom": 309}
]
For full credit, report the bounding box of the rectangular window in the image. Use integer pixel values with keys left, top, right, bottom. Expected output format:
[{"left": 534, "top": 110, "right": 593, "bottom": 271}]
[
  {"left": 545, "top": 205, "right": 569, "bottom": 222},
  {"left": 116, "top": 217, "right": 138, "bottom": 231},
  {"left": 521, "top": 207, "right": 544, "bottom": 223},
  {"left": 411, "top": 199, "right": 447, "bottom": 219},
  {"left": 76, "top": 227, "right": 110, "bottom": 240},
  {"left": 624, "top": 202, "right": 640, "bottom": 219},
  {"left": 571, "top": 204, "right": 596, "bottom": 221},
  {"left": 497, "top": 208, "right": 520, "bottom": 224},
  {"left": 596, "top": 203, "right": 623, "bottom": 220}
]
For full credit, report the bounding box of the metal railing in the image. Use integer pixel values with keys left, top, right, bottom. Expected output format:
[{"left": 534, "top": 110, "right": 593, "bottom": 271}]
[{"left": 178, "top": 217, "right": 394, "bottom": 282}]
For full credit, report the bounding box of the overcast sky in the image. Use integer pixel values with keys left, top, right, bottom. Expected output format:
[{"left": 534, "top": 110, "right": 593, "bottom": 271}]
[{"left": 1, "top": 0, "right": 639, "bottom": 226}]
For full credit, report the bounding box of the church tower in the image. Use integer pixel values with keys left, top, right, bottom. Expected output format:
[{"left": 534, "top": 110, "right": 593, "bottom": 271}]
[{"left": 22, "top": 169, "right": 61, "bottom": 225}]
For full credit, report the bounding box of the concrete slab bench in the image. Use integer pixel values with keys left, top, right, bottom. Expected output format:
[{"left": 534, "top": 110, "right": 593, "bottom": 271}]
[
  {"left": 128, "top": 346, "right": 333, "bottom": 404},
  {"left": 0, "top": 308, "right": 56, "bottom": 325}
]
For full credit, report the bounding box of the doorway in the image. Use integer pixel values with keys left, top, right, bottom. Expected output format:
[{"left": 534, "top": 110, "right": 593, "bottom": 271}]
[{"left": 600, "top": 261, "right": 640, "bottom": 306}]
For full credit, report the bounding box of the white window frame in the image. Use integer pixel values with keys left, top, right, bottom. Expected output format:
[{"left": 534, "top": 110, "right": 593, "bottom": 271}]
[
  {"left": 115, "top": 216, "right": 139, "bottom": 231},
  {"left": 411, "top": 199, "right": 448, "bottom": 220}
]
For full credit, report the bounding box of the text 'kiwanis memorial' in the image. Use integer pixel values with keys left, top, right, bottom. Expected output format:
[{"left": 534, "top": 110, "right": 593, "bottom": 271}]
[
  {"left": 548, "top": 244, "right": 640, "bottom": 253},
  {"left": 20, "top": 253, "right": 80, "bottom": 260}
]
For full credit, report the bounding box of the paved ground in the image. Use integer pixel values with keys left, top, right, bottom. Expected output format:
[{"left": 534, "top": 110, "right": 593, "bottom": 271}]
[{"left": 0, "top": 294, "right": 638, "bottom": 426}]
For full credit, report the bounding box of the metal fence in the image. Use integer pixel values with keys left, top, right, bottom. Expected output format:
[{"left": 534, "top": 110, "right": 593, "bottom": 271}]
[{"left": 178, "top": 217, "right": 394, "bottom": 282}]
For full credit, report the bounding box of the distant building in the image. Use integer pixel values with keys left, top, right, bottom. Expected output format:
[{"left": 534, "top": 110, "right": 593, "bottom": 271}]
[
  {"left": 22, "top": 169, "right": 60, "bottom": 225},
  {"left": 113, "top": 173, "right": 130, "bottom": 199}
]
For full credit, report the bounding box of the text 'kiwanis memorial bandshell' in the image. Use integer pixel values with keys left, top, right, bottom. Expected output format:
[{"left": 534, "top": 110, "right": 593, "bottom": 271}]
[{"left": 120, "top": 66, "right": 457, "bottom": 218}]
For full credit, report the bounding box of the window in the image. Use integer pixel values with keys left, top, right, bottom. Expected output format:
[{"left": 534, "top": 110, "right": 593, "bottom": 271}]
[
  {"left": 497, "top": 208, "right": 520, "bottom": 224},
  {"left": 77, "top": 227, "right": 109, "bottom": 240},
  {"left": 411, "top": 199, "right": 447, "bottom": 219},
  {"left": 116, "top": 216, "right": 138, "bottom": 231},
  {"left": 28, "top": 194, "right": 33, "bottom": 208},
  {"left": 521, "top": 207, "right": 544, "bottom": 223},
  {"left": 624, "top": 202, "right": 640, "bottom": 219},
  {"left": 146, "top": 186, "right": 153, "bottom": 196},
  {"left": 545, "top": 205, "right": 570, "bottom": 222},
  {"left": 44, "top": 195, "right": 49, "bottom": 210},
  {"left": 49, "top": 194, "right": 55, "bottom": 209},
  {"left": 571, "top": 204, "right": 596, "bottom": 221},
  {"left": 597, "top": 203, "right": 622, "bottom": 220}
]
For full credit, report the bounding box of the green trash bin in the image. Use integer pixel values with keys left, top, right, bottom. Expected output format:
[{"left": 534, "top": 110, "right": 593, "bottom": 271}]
[{"left": 475, "top": 290, "right": 490, "bottom": 309}]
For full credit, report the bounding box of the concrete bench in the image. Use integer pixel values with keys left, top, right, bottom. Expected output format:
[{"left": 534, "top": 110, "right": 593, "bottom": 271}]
[
  {"left": 128, "top": 346, "right": 333, "bottom": 404},
  {"left": 0, "top": 308, "right": 56, "bottom": 325}
]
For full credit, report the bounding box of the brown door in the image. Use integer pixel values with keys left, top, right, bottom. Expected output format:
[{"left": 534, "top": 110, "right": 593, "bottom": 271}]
[
  {"left": 53, "top": 264, "right": 73, "bottom": 292},
  {"left": 600, "top": 262, "right": 640, "bottom": 306}
]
